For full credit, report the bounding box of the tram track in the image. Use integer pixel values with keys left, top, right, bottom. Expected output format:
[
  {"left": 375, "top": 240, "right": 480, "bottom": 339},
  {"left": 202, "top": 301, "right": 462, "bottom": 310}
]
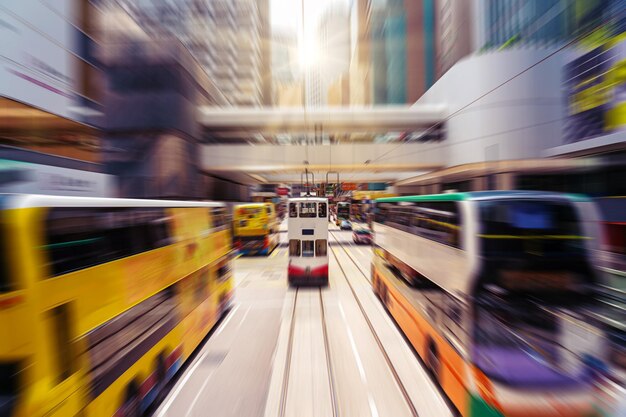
[
  {"left": 278, "top": 287, "right": 339, "bottom": 417},
  {"left": 328, "top": 230, "right": 420, "bottom": 417}
]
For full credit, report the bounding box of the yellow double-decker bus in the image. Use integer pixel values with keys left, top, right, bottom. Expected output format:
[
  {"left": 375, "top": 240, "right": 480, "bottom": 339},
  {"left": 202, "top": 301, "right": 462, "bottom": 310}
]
[
  {"left": 232, "top": 203, "right": 279, "bottom": 255},
  {"left": 0, "top": 194, "right": 234, "bottom": 417}
]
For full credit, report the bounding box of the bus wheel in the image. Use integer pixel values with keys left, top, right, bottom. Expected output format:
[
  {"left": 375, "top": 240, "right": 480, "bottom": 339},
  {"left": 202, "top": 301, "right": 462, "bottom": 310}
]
[
  {"left": 426, "top": 339, "right": 440, "bottom": 383},
  {"left": 123, "top": 380, "right": 141, "bottom": 417}
]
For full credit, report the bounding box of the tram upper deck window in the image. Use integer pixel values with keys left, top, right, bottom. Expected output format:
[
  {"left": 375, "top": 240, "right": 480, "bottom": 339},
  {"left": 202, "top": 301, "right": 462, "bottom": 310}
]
[
  {"left": 289, "top": 203, "right": 297, "bottom": 218},
  {"left": 299, "top": 202, "right": 317, "bottom": 218},
  {"left": 318, "top": 202, "right": 327, "bottom": 218}
]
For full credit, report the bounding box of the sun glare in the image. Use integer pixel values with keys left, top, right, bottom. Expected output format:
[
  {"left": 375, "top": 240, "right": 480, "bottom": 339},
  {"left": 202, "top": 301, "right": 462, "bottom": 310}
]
[{"left": 298, "top": 37, "right": 320, "bottom": 70}]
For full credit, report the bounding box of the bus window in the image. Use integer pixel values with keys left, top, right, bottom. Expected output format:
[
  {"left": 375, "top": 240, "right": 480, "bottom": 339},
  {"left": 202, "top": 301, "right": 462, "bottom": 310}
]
[
  {"left": 299, "top": 202, "right": 316, "bottom": 218},
  {"left": 318, "top": 202, "right": 327, "bottom": 218},
  {"left": 50, "top": 304, "right": 75, "bottom": 382},
  {"left": 211, "top": 207, "right": 227, "bottom": 228},
  {"left": 0, "top": 220, "right": 10, "bottom": 292},
  {"left": 45, "top": 209, "right": 108, "bottom": 277},
  {"left": 315, "top": 239, "right": 327, "bottom": 257},
  {"left": 289, "top": 203, "right": 297, "bottom": 218},
  {"left": 45, "top": 208, "right": 174, "bottom": 277},
  {"left": 289, "top": 239, "right": 301, "bottom": 256},
  {"left": 302, "top": 240, "right": 314, "bottom": 257}
]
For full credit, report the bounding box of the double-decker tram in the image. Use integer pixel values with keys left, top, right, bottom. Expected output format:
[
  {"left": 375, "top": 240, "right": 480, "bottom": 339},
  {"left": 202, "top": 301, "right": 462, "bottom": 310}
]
[
  {"left": 232, "top": 202, "right": 279, "bottom": 255},
  {"left": 371, "top": 191, "right": 609, "bottom": 417},
  {"left": 0, "top": 194, "right": 234, "bottom": 417},
  {"left": 335, "top": 201, "right": 350, "bottom": 226},
  {"left": 287, "top": 197, "right": 329, "bottom": 286}
]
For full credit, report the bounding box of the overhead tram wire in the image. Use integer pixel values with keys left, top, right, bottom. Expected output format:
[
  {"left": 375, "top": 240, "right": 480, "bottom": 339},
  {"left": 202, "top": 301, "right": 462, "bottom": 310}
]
[{"left": 368, "top": 24, "right": 613, "bottom": 166}]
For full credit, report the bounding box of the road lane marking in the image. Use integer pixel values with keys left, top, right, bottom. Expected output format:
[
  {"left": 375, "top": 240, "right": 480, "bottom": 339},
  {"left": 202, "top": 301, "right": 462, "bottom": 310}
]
[
  {"left": 183, "top": 307, "right": 250, "bottom": 416},
  {"left": 338, "top": 303, "right": 366, "bottom": 382},
  {"left": 338, "top": 302, "right": 380, "bottom": 417},
  {"left": 156, "top": 305, "right": 241, "bottom": 416},
  {"left": 368, "top": 395, "right": 380, "bottom": 417}
]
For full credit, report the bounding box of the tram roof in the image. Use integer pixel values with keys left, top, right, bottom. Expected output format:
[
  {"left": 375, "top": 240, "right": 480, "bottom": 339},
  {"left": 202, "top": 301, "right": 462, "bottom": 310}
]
[{"left": 375, "top": 191, "right": 590, "bottom": 204}]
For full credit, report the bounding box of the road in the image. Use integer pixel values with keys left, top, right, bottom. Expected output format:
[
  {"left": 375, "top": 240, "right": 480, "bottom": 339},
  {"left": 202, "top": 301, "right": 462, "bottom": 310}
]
[{"left": 152, "top": 222, "right": 453, "bottom": 417}]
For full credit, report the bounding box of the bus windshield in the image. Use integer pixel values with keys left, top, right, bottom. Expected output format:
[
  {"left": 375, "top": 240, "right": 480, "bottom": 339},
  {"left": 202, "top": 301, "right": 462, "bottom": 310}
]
[
  {"left": 479, "top": 200, "right": 586, "bottom": 257},
  {"left": 473, "top": 301, "right": 593, "bottom": 388}
]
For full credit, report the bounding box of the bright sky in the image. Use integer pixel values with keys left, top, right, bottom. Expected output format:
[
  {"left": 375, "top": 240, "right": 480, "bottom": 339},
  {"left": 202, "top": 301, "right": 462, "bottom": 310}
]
[
  {"left": 271, "top": 0, "right": 349, "bottom": 69},
  {"left": 270, "top": 0, "right": 347, "bottom": 31}
]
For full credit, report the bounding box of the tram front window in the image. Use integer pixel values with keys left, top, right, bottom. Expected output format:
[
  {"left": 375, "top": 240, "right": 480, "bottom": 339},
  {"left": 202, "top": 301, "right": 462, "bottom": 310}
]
[
  {"left": 302, "top": 240, "right": 314, "bottom": 257},
  {"left": 315, "top": 239, "right": 327, "bottom": 256},
  {"left": 289, "top": 239, "right": 301, "bottom": 256}
]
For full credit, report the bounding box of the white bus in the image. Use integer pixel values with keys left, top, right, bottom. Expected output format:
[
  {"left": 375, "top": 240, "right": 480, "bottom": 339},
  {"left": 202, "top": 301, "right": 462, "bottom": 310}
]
[
  {"left": 287, "top": 197, "right": 329, "bottom": 286},
  {"left": 371, "top": 191, "right": 609, "bottom": 417}
]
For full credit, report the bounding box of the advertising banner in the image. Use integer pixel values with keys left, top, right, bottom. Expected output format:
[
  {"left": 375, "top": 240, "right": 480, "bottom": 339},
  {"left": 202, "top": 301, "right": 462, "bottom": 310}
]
[
  {"left": 0, "top": 1, "right": 78, "bottom": 118},
  {"left": 563, "top": 3, "right": 626, "bottom": 143},
  {"left": 0, "top": 159, "right": 114, "bottom": 197}
]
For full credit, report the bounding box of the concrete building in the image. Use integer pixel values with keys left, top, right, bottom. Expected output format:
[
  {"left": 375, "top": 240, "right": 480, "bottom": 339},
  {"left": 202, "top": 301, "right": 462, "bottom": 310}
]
[
  {"left": 434, "top": 0, "right": 473, "bottom": 79},
  {"left": 123, "top": 0, "right": 269, "bottom": 106},
  {"left": 276, "top": 81, "right": 304, "bottom": 107},
  {"left": 271, "top": 29, "right": 302, "bottom": 107},
  {"left": 397, "top": 0, "right": 626, "bottom": 198},
  {"left": 0, "top": 0, "right": 104, "bottom": 165},
  {"left": 475, "top": 0, "right": 575, "bottom": 51},
  {"left": 305, "top": 62, "right": 324, "bottom": 108},
  {"left": 306, "top": 5, "right": 351, "bottom": 108},
  {"left": 327, "top": 74, "right": 350, "bottom": 106},
  {"left": 318, "top": 6, "right": 351, "bottom": 82},
  {"left": 365, "top": 0, "right": 437, "bottom": 104},
  {"left": 257, "top": 0, "right": 273, "bottom": 106},
  {"left": 272, "top": 30, "right": 299, "bottom": 84},
  {"left": 349, "top": 0, "right": 372, "bottom": 105},
  {"left": 370, "top": 7, "right": 388, "bottom": 104}
]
